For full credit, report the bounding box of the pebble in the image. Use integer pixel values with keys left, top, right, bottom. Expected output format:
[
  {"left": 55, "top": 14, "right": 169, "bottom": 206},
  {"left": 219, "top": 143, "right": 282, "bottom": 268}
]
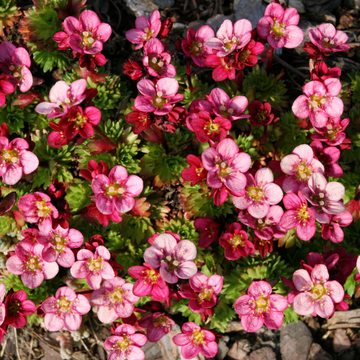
[
  {"left": 249, "top": 347, "right": 276, "bottom": 360},
  {"left": 333, "top": 329, "right": 351, "bottom": 353}
]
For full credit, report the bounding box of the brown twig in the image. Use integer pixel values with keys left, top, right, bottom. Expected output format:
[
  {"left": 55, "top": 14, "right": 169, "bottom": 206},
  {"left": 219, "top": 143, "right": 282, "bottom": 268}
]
[
  {"left": 273, "top": 53, "right": 308, "bottom": 78},
  {"left": 14, "top": 328, "right": 21, "bottom": 360}
]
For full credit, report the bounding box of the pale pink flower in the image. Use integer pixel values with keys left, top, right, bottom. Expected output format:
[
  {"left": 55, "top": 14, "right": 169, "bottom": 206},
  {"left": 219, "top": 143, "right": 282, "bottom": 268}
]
[
  {"left": 134, "top": 78, "right": 184, "bottom": 116},
  {"left": 126, "top": 10, "right": 161, "bottom": 50},
  {"left": 206, "top": 88, "right": 249, "bottom": 121},
  {"left": 257, "top": 3, "right": 304, "bottom": 49},
  {"left": 205, "top": 19, "right": 252, "bottom": 57},
  {"left": 18, "top": 192, "right": 59, "bottom": 233},
  {"left": 35, "top": 79, "right": 87, "bottom": 119},
  {"left": 302, "top": 172, "right": 345, "bottom": 223},
  {"left": 280, "top": 144, "right": 324, "bottom": 193},
  {"left": 0, "top": 284, "right": 6, "bottom": 326},
  {"left": 104, "top": 324, "right": 147, "bottom": 360},
  {"left": 42, "top": 286, "right": 90, "bottom": 331},
  {"left": 233, "top": 168, "right": 283, "bottom": 218},
  {"left": 173, "top": 322, "right": 218, "bottom": 359},
  {"left": 234, "top": 281, "right": 288, "bottom": 332},
  {"left": 0, "top": 41, "right": 33, "bottom": 92},
  {"left": 143, "top": 38, "right": 176, "bottom": 78},
  {"left": 280, "top": 192, "right": 316, "bottom": 241},
  {"left": 143, "top": 233, "right": 197, "bottom": 284},
  {"left": 311, "top": 117, "right": 350, "bottom": 147},
  {"left": 201, "top": 138, "right": 251, "bottom": 203},
  {"left": 309, "top": 23, "right": 350, "bottom": 54},
  {"left": 91, "top": 165, "right": 143, "bottom": 216},
  {"left": 70, "top": 246, "right": 115, "bottom": 289},
  {"left": 90, "top": 277, "right": 139, "bottom": 324},
  {"left": 181, "top": 26, "right": 215, "bottom": 67},
  {"left": 292, "top": 264, "right": 344, "bottom": 318},
  {"left": 6, "top": 242, "right": 59, "bottom": 289},
  {"left": 292, "top": 79, "right": 343, "bottom": 128},
  {"left": 0, "top": 137, "right": 39, "bottom": 185},
  {"left": 138, "top": 312, "right": 175, "bottom": 342},
  {"left": 36, "top": 225, "right": 83, "bottom": 268},
  {"left": 321, "top": 211, "right": 353, "bottom": 243}
]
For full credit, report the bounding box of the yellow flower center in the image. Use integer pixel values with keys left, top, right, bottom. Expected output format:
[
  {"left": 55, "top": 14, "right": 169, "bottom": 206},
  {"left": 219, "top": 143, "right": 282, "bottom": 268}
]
[
  {"left": 247, "top": 186, "right": 265, "bottom": 202},
  {"left": 106, "top": 184, "right": 125, "bottom": 197},
  {"left": 229, "top": 234, "right": 245, "bottom": 248},
  {"left": 296, "top": 161, "right": 313, "bottom": 181},
  {"left": 190, "top": 329, "right": 206, "bottom": 346},
  {"left": 36, "top": 200, "right": 52, "bottom": 218},
  {"left": 88, "top": 256, "right": 103, "bottom": 272},
  {"left": 270, "top": 20, "right": 285, "bottom": 38},
  {"left": 1, "top": 149, "right": 19, "bottom": 164},
  {"left": 26, "top": 255, "right": 42, "bottom": 272}
]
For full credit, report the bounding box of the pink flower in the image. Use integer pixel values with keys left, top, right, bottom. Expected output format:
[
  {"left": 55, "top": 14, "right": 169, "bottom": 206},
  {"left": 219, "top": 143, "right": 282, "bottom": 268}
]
[
  {"left": 179, "top": 273, "right": 223, "bottom": 313},
  {"left": 233, "top": 168, "right": 283, "bottom": 218},
  {"left": 126, "top": 10, "right": 161, "bottom": 50},
  {"left": 104, "top": 324, "right": 147, "bottom": 360},
  {"left": 248, "top": 101, "right": 275, "bottom": 126},
  {"left": 236, "top": 40, "right": 265, "bottom": 69},
  {"left": 181, "top": 155, "right": 208, "bottom": 187},
  {"left": 280, "top": 144, "right": 324, "bottom": 193},
  {"left": 125, "top": 106, "right": 152, "bottom": 134},
  {"left": 321, "top": 211, "right": 353, "bottom": 243},
  {"left": 0, "top": 284, "right": 6, "bottom": 326},
  {"left": 42, "top": 286, "right": 90, "bottom": 331},
  {"left": 138, "top": 312, "right": 175, "bottom": 342},
  {"left": 182, "top": 26, "right": 215, "bottom": 67},
  {"left": 143, "top": 233, "right": 197, "bottom": 284},
  {"left": 36, "top": 225, "right": 83, "bottom": 268},
  {"left": 70, "top": 246, "right": 115, "bottom": 289},
  {"left": 0, "top": 41, "right": 33, "bottom": 92},
  {"left": 311, "top": 117, "right": 350, "bottom": 147},
  {"left": 35, "top": 79, "right": 87, "bottom": 119},
  {"left": 257, "top": 3, "right": 303, "bottom": 49},
  {"left": 194, "top": 217, "right": 220, "bottom": 248},
  {"left": 91, "top": 165, "right": 143, "bottom": 215},
  {"left": 280, "top": 192, "right": 316, "bottom": 241},
  {"left": 143, "top": 38, "right": 176, "bottom": 78},
  {"left": 173, "top": 322, "right": 218, "bottom": 359},
  {"left": 219, "top": 222, "right": 254, "bottom": 260},
  {"left": 309, "top": 24, "right": 350, "bottom": 54},
  {"left": 205, "top": 54, "right": 237, "bottom": 81},
  {"left": 201, "top": 138, "right": 251, "bottom": 204},
  {"left": 234, "top": 281, "right": 288, "bottom": 332},
  {"left": 292, "top": 264, "right": 344, "bottom": 318},
  {"left": 0, "top": 137, "right": 39, "bottom": 185},
  {"left": 302, "top": 172, "right": 345, "bottom": 223},
  {"left": 6, "top": 242, "right": 59, "bottom": 289},
  {"left": 0, "top": 74, "right": 16, "bottom": 107},
  {"left": 18, "top": 192, "right": 59, "bottom": 232},
  {"left": 292, "top": 79, "right": 343, "bottom": 128},
  {"left": 205, "top": 19, "right": 252, "bottom": 56},
  {"left": 90, "top": 277, "right": 139, "bottom": 323},
  {"left": 134, "top": 78, "right": 184, "bottom": 116},
  {"left": 128, "top": 263, "right": 169, "bottom": 302},
  {"left": 206, "top": 88, "right": 249, "bottom": 121}
]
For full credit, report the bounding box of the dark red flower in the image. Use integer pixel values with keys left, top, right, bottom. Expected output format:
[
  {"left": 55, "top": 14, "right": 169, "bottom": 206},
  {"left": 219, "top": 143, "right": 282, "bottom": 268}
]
[
  {"left": 248, "top": 101, "right": 275, "bottom": 126},
  {"left": 194, "top": 217, "right": 220, "bottom": 248},
  {"left": 158, "top": 18, "right": 173, "bottom": 40},
  {"left": 79, "top": 53, "right": 107, "bottom": 71},
  {"left": 254, "top": 237, "right": 273, "bottom": 258},
  {"left": 236, "top": 40, "right": 265, "bottom": 70},
  {"left": 126, "top": 106, "right": 152, "bottom": 134},
  {"left": 123, "top": 59, "right": 145, "bottom": 80},
  {"left": 311, "top": 61, "right": 341, "bottom": 81},
  {"left": 80, "top": 159, "right": 109, "bottom": 181},
  {"left": 181, "top": 155, "right": 207, "bottom": 186}
]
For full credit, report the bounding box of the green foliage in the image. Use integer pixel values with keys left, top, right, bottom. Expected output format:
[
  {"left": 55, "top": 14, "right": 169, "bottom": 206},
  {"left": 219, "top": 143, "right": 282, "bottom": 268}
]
[
  {"left": 0, "top": 0, "right": 19, "bottom": 24},
  {"left": 233, "top": 134, "right": 259, "bottom": 161},
  {"left": 208, "top": 301, "right": 237, "bottom": 332},
  {"left": 349, "top": 71, "right": 360, "bottom": 106},
  {"left": 157, "top": 215, "right": 199, "bottom": 242},
  {"left": 180, "top": 75, "right": 214, "bottom": 105},
  {"left": 65, "top": 179, "right": 92, "bottom": 213},
  {"left": 330, "top": 168, "right": 360, "bottom": 204},
  {"left": 163, "top": 127, "right": 194, "bottom": 154},
  {"left": 344, "top": 268, "right": 358, "bottom": 297},
  {"left": 282, "top": 307, "right": 299, "bottom": 325},
  {"left": 32, "top": 48, "right": 71, "bottom": 72},
  {"left": 172, "top": 299, "right": 203, "bottom": 325}
]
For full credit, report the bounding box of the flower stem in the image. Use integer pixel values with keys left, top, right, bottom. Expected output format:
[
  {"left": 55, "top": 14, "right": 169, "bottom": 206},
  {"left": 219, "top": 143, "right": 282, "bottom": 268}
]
[{"left": 94, "top": 125, "right": 118, "bottom": 148}]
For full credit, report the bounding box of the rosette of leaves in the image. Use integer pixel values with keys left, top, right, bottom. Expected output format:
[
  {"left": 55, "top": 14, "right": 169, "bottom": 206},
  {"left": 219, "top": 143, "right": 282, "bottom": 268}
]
[
  {"left": 163, "top": 127, "right": 194, "bottom": 154},
  {"left": 0, "top": 0, "right": 21, "bottom": 37},
  {"left": 141, "top": 185, "right": 171, "bottom": 221},
  {"left": 233, "top": 134, "right": 259, "bottom": 161}
]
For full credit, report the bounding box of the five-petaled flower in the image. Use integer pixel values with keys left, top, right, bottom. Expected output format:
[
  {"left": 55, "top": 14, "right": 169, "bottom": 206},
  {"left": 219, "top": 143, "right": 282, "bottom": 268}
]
[{"left": 138, "top": 312, "right": 175, "bottom": 342}]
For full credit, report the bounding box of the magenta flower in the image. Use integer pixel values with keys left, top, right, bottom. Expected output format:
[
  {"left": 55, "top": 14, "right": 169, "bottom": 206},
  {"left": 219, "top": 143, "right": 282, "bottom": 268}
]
[
  {"left": 292, "top": 264, "right": 344, "bottom": 318},
  {"left": 0, "top": 74, "right": 16, "bottom": 107},
  {"left": 18, "top": 192, "right": 59, "bottom": 232},
  {"left": 181, "top": 155, "right": 208, "bottom": 187},
  {"left": 134, "top": 78, "right": 184, "bottom": 116},
  {"left": 280, "top": 144, "right": 324, "bottom": 193},
  {"left": 236, "top": 39, "right": 265, "bottom": 69},
  {"left": 125, "top": 10, "right": 161, "bottom": 50},
  {"left": 205, "top": 19, "right": 252, "bottom": 56},
  {"left": 309, "top": 23, "right": 350, "bottom": 54},
  {"left": 91, "top": 165, "right": 143, "bottom": 216},
  {"left": 70, "top": 246, "right": 115, "bottom": 289},
  {"left": 182, "top": 26, "right": 215, "bottom": 67},
  {"left": 36, "top": 225, "right": 83, "bottom": 268},
  {"left": 206, "top": 88, "right": 249, "bottom": 121},
  {"left": 90, "top": 277, "right": 139, "bottom": 324},
  {"left": 234, "top": 281, "right": 288, "bottom": 332},
  {"left": 257, "top": 3, "right": 303, "bottom": 49},
  {"left": 194, "top": 217, "right": 220, "bottom": 248},
  {"left": 205, "top": 54, "right": 237, "bottom": 81},
  {"left": 0, "top": 137, "right": 39, "bottom": 185},
  {"left": 128, "top": 263, "right": 169, "bottom": 302},
  {"left": 280, "top": 192, "right": 316, "bottom": 241},
  {"left": 0, "top": 41, "right": 33, "bottom": 92},
  {"left": 143, "top": 38, "right": 176, "bottom": 78},
  {"left": 143, "top": 233, "right": 197, "bottom": 284},
  {"left": 233, "top": 167, "right": 283, "bottom": 219},
  {"left": 179, "top": 273, "right": 223, "bottom": 313},
  {"left": 302, "top": 172, "right": 345, "bottom": 223},
  {"left": 219, "top": 222, "right": 254, "bottom": 260},
  {"left": 0, "top": 284, "right": 5, "bottom": 326},
  {"left": 321, "top": 211, "right": 353, "bottom": 243},
  {"left": 201, "top": 138, "right": 251, "bottom": 204},
  {"left": 138, "top": 312, "right": 175, "bottom": 342},
  {"left": 311, "top": 117, "right": 350, "bottom": 147},
  {"left": 6, "top": 242, "right": 59, "bottom": 289},
  {"left": 35, "top": 79, "right": 87, "bottom": 119},
  {"left": 173, "top": 322, "right": 218, "bottom": 359},
  {"left": 42, "top": 286, "right": 90, "bottom": 331},
  {"left": 292, "top": 79, "right": 343, "bottom": 128}
]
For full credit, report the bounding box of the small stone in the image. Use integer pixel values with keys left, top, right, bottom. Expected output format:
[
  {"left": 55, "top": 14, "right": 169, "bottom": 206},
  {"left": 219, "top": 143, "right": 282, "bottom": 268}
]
[
  {"left": 340, "top": 350, "right": 355, "bottom": 360},
  {"left": 188, "top": 20, "right": 206, "bottom": 32},
  {"left": 173, "top": 23, "right": 186, "bottom": 29},
  {"left": 142, "top": 341, "right": 162, "bottom": 360},
  {"left": 216, "top": 339, "right": 229, "bottom": 360},
  {"left": 234, "top": 0, "right": 265, "bottom": 28},
  {"left": 302, "top": 0, "right": 341, "bottom": 18},
  {"left": 249, "top": 347, "right": 276, "bottom": 360},
  {"left": 307, "top": 343, "right": 333, "bottom": 360},
  {"left": 206, "top": 14, "right": 236, "bottom": 33},
  {"left": 151, "top": 0, "right": 174, "bottom": 7},
  {"left": 320, "top": 13, "right": 336, "bottom": 25},
  {"left": 343, "top": 0, "right": 360, "bottom": 8},
  {"left": 225, "top": 321, "right": 243, "bottom": 333},
  {"left": 227, "top": 339, "right": 251, "bottom": 360},
  {"left": 123, "top": 0, "right": 158, "bottom": 18},
  {"left": 288, "top": 0, "right": 306, "bottom": 13},
  {"left": 333, "top": 329, "right": 351, "bottom": 353},
  {"left": 294, "top": 20, "right": 321, "bottom": 56}
]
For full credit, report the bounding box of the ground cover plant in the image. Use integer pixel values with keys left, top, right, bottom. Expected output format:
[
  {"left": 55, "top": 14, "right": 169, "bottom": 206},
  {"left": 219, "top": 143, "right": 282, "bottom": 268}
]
[{"left": 1, "top": 0, "right": 360, "bottom": 358}]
